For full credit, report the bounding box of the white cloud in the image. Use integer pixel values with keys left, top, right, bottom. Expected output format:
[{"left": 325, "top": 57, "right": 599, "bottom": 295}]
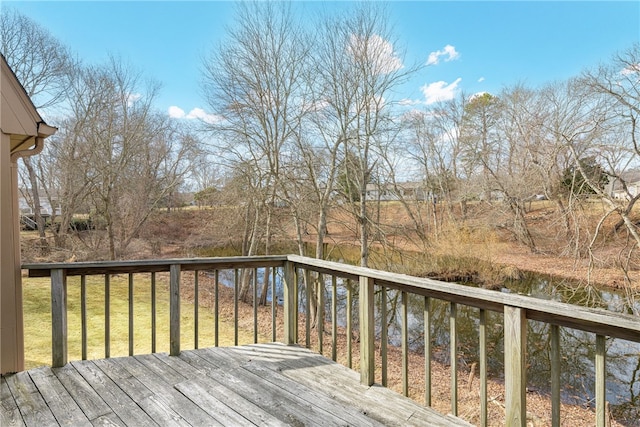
[
  {"left": 426, "top": 44, "right": 460, "bottom": 66},
  {"left": 621, "top": 63, "right": 640, "bottom": 75},
  {"left": 168, "top": 106, "right": 186, "bottom": 118},
  {"left": 168, "top": 106, "right": 221, "bottom": 124},
  {"left": 185, "top": 107, "right": 221, "bottom": 124},
  {"left": 478, "top": 77, "right": 485, "bottom": 83},
  {"left": 348, "top": 34, "right": 403, "bottom": 74},
  {"left": 421, "top": 78, "right": 462, "bottom": 104}
]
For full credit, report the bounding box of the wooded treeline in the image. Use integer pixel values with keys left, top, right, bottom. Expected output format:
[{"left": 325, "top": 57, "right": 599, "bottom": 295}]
[{"left": 3, "top": 4, "right": 640, "bottom": 288}]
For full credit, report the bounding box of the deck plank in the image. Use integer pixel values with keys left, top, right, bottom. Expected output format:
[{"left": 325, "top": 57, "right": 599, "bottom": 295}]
[
  {"left": 6, "top": 343, "right": 468, "bottom": 426},
  {"left": 110, "top": 356, "right": 223, "bottom": 426},
  {"left": 1, "top": 376, "right": 26, "bottom": 427},
  {"left": 70, "top": 360, "right": 158, "bottom": 427},
  {"left": 51, "top": 364, "right": 112, "bottom": 422},
  {"left": 28, "top": 367, "right": 92, "bottom": 426},
  {"left": 3, "top": 371, "right": 58, "bottom": 427}
]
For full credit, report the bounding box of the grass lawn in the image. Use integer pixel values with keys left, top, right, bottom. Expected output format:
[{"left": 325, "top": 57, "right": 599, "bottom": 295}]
[{"left": 22, "top": 274, "right": 258, "bottom": 369}]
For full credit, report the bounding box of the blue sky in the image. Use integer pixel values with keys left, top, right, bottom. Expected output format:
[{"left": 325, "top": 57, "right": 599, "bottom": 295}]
[{"left": 5, "top": 1, "right": 639, "bottom": 122}]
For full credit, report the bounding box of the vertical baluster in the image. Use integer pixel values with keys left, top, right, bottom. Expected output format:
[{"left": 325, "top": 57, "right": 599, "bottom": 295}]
[
  {"left": 169, "top": 264, "right": 181, "bottom": 356},
  {"left": 51, "top": 269, "right": 67, "bottom": 368},
  {"left": 331, "top": 275, "right": 337, "bottom": 361},
  {"left": 381, "top": 286, "right": 388, "bottom": 387},
  {"left": 151, "top": 272, "right": 156, "bottom": 354},
  {"left": 214, "top": 270, "right": 219, "bottom": 347},
  {"left": 271, "top": 267, "right": 276, "bottom": 342},
  {"left": 450, "top": 302, "right": 458, "bottom": 416},
  {"left": 402, "top": 291, "right": 409, "bottom": 396},
  {"left": 253, "top": 268, "right": 258, "bottom": 344},
  {"left": 129, "top": 273, "right": 134, "bottom": 356},
  {"left": 550, "top": 324, "right": 560, "bottom": 427},
  {"left": 424, "top": 296, "right": 431, "bottom": 407},
  {"left": 359, "top": 276, "right": 375, "bottom": 386},
  {"left": 305, "top": 269, "right": 311, "bottom": 349},
  {"left": 234, "top": 269, "right": 239, "bottom": 346},
  {"left": 346, "top": 279, "right": 353, "bottom": 369},
  {"left": 105, "top": 274, "right": 110, "bottom": 359},
  {"left": 81, "top": 275, "right": 87, "bottom": 360},
  {"left": 479, "top": 309, "right": 487, "bottom": 427},
  {"left": 318, "top": 273, "right": 324, "bottom": 354},
  {"left": 294, "top": 267, "right": 299, "bottom": 342},
  {"left": 595, "top": 334, "right": 606, "bottom": 427},
  {"left": 194, "top": 270, "right": 199, "bottom": 349}
]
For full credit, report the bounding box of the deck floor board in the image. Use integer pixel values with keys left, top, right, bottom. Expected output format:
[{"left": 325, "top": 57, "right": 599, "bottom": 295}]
[{"left": 2, "top": 343, "right": 470, "bottom": 426}]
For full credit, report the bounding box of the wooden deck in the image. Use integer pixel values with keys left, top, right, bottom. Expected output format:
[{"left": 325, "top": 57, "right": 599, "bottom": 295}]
[{"left": 2, "top": 343, "right": 469, "bottom": 426}]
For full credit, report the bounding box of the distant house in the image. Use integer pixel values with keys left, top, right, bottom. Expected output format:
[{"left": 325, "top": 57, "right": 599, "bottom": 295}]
[
  {"left": 18, "top": 190, "right": 61, "bottom": 216},
  {"left": 1, "top": 53, "right": 57, "bottom": 373},
  {"left": 365, "top": 182, "right": 430, "bottom": 202},
  {"left": 605, "top": 171, "right": 640, "bottom": 201}
]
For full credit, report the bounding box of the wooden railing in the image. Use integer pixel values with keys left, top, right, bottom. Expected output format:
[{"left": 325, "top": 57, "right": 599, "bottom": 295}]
[{"left": 24, "top": 255, "right": 640, "bottom": 427}]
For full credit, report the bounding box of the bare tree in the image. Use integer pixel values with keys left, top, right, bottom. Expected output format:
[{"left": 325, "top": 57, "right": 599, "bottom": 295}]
[
  {"left": 1, "top": 8, "right": 75, "bottom": 252},
  {"left": 201, "top": 2, "right": 311, "bottom": 300}
]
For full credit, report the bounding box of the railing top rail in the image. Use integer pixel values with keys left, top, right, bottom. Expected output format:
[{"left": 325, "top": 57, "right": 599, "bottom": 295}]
[
  {"left": 286, "top": 255, "right": 640, "bottom": 343},
  {"left": 22, "top": 254, "right": 639, "bottom": 342},
  {"left": 23, "top": 255, "right": 288, "bottom": 277}
]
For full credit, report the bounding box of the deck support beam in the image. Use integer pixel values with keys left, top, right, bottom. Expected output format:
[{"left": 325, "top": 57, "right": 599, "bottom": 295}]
[
  {"left": 51, "top": 268, "right": 68, "bottom": 367},
  {"left": 504, "top": 305, "right": 527, "bottom": 426},
  {"left": 283, "top": 261, "right": 296, "bottom": 345}
]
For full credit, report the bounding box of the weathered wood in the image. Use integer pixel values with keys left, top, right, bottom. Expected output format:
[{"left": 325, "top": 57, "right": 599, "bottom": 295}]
[
  {"left": 402, "top": 291, "right": 409, "bottom": 396},
  {"left": 6, "top": 343, "right": 474, "bottom": 427},
  {"left": 550, "top": 324, "right": 560, "bottom": 427},
  {"left": 104, "top": 275, "right": 110, "bottom": 359},
  {"left": 51, "top": 269, "right": 67, "bottom": 368},
  {"left": 1, "top": 376, "right": 26, "bottom": 427},
  {"left": 169, "top": 264, "right": 180, "bottom": 356},
  {"left": 450, "top": 302, "right": 458, "bottom": 416},
  {"left": 331, "top": 275, "right": 338, "bottom": 361},
  {"left": 286, "top": 255, "right": 640, "bottom": 343},
  {"left": 360, "top": 275, "right": 375, "bottom": 386},
  {"left": 81, "top": 275, "right": 87, "bottom": 360},
  {"left": 346, "top": 279, "right": 353, "bottom": 369},
  {"left": 214, "top": 269, "right": 219, "bottom": 347},
  {"left": 52, "top": 364, "right": 112, "bottom": 421},
  {"left": 194, "top": 270, "right": 199, "bottom": 349},
  {"left": 381, "top": 286, "right": 388, "bottom": 387},
  {"left": 424, "top": 296, "right": 432, "bottom": 407},
  {"left": 70, "top": 360, "right": 157, "bottom": 426},
  {"left": 479, "top": 308, "right": 487, "bottom": 427},
  {"left": 305, "top": 268, "right": 312, "bottom": 348},
  {"left": 4, "top": 371, "right": 59, "bottom": 426},
  {"left": 150, "top": 272, "right": 156, "bottom": 353},
  {"left": 283, "top": 261, "right": 296, "bottom": 345},
  {"left": 596, "top": 334, "right": 606, "bottom": 427},
  {"left": 504, "top": 306, "right": 527, "bottom": 427},
  {"left": 128, "top": 273, "right": 134, "bottom": 356},
  {"left": 28, "top": 367, "right": 92, "bottom": 426}
]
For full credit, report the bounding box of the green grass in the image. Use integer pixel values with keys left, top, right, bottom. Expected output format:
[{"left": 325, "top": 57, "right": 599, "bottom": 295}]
[{"left": 23, "top": 275, "right": 257, "bottom": 369}]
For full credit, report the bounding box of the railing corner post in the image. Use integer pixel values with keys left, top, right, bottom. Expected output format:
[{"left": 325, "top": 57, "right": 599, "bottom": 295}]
[
  {"left": 283, "top": 261, "right": 296, "bottom": 345},
  {"left": 359, "top": 275, "right": 375, "bottom": 386},
  {"left": 504, "top": 305, "right": 527, "bottom": 427},
  {"left": 169, "top": 264, "right": 181, "bottom": 356},
  {"left": 51, "top": 268, "right": 68, "bottom": 367}
]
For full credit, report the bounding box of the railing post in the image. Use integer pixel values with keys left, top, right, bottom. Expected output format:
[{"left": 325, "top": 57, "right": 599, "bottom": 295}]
[
  {"left": 169, "top": 264, "right": 181, "bottom": 356},
  {"left": 504, "top": 305, "right": 527, "bottom": 427},
  {"left": 51, "top": 268, "right": 67, "bottom": 367},
  {"left": 359, "top": 275, "right": 375, "bottom": 386},
  {"left": 283, "top": 261, "right": 296, "bottom": 345}
]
